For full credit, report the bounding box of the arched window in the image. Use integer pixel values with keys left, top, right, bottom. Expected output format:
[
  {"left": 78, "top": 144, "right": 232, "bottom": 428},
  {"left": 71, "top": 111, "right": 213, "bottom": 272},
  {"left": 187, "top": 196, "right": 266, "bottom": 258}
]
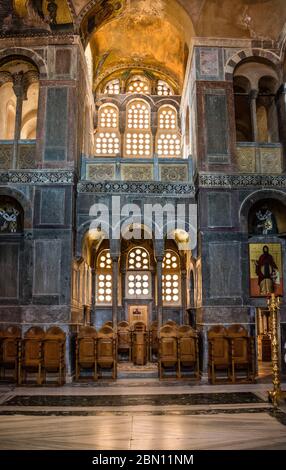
[
  {"left": 103, "top": 79, "right": 120, "bottom": 95},
  {"left": 95, "top": 104, "right": 121, "bottom": 156},
  {"left": 0, "top": 82, "right": 16, "bottom": 140},
  {"left": 21, "top": 82, "right": 39, "bottom": 139},
  {"left": 124, "top": 99, "right": 152, "bottom": 157},
  {"left": 127, "top": 76, "right": 150, "bottom": 94},
  {"left": 157, "top": 80, "right": 173, "bottom": 96},
  {"left": 162, "top": 250, "right": 180, "bottom": 305},
  {"left": 156, "top": 106, "right": 181, "bottom": 157},
  {"left": 96, "top": 250, "right": 112, "bottom": 304},
  {"left": 126, "top": 247, "right": 151, "bottom": 299}
]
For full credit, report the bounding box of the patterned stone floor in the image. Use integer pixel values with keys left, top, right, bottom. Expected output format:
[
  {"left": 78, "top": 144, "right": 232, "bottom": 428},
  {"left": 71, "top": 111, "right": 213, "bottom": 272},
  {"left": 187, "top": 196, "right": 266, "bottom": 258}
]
[{"left": 0, "top": 380, "right": 285, "bottom": 450}]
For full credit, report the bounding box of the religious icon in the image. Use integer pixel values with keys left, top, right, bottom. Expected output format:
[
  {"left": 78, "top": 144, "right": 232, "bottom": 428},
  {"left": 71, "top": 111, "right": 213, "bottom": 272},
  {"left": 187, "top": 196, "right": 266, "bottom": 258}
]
[
  {"left": 249, "top": 243, "right": 283, "bottom": 297},
  {"left": 254, "top": 205, "right": 278, "bottom": 235}
]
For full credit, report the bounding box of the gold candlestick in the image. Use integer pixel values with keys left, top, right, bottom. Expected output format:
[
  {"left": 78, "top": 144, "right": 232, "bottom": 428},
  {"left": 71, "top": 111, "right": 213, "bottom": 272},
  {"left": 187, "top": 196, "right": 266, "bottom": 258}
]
[{"left": 267, "top": 293, "right": 285, "bottom": 407}]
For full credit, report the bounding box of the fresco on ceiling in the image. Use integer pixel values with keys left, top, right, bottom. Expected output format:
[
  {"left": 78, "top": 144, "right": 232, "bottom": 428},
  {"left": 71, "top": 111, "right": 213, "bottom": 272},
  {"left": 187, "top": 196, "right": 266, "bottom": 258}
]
[
  {"left": 80, "top": 0, "right": 125, "bottom": 45},
  {"left": 0, "top": 0, "right": 73, "bottom": 34}
]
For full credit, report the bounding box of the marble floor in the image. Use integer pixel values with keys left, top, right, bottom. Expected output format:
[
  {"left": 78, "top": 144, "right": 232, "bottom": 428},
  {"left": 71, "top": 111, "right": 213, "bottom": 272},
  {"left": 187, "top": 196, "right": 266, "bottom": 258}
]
[{"left": 0, "top": 380, "right": 285, "bottom": 450}]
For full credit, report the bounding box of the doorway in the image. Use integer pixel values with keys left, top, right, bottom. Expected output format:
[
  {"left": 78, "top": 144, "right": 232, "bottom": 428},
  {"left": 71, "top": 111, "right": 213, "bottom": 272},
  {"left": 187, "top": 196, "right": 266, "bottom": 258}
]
[{"left": 256, "top": 308, "right": 272, "bottom": 379}]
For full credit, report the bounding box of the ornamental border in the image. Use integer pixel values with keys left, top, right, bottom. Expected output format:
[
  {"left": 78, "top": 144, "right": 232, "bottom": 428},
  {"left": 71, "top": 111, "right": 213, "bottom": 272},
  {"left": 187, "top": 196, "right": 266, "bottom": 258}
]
[
  {"left": 78, "top": 181, "right": 195, "bottom": 196},
  {"left": 199, "top": 174, "right": 286, "bottom": 188},
  {"left": 0, "top": 170, "right": 75, "bottom": 184}
]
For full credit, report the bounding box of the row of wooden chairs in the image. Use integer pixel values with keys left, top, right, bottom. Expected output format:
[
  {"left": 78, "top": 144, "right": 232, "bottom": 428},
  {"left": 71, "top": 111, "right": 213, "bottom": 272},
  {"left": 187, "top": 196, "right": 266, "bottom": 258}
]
[
  {"left": 158, "top": 324, "right": 199, "bottom": 380},
  {"left": 0, "top": 326, "right": 66, "bottom": 385},
  {"left": 208, "top": 325, "right": 255, "bottom": 384},
  {"left": 76, "top": 325, "right": 117, "bottom": 380}
]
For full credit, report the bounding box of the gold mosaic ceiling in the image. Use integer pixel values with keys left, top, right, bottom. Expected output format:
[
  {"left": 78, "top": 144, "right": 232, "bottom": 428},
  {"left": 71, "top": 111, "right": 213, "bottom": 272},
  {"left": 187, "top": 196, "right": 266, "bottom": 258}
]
[{"left": 3, "top": 2, "right": 286, "bottom": 91}]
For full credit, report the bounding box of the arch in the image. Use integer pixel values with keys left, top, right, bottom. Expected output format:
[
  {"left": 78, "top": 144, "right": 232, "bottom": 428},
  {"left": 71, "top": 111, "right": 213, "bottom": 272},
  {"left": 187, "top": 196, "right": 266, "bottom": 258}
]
[
  {"left": 124, "top": 98, "right": 152, "bottom": 158},
  {"left": 0, "top": 187, "right": 32, "bottom": 229},
  {"left": 95, "top": 102, "right": 120, "bottom": 156},
  {"left": 239, "top": 189, "right": 286, "bottom": 233},
  {"left": 0, "top": 195, "right": 24, "bottom": 233},
  {"left": 225, "top": 49, "right": 281, "bottom": 81},
  {"left": 156, "top": 104, "right": 181, "bottom": 158},
  {"left": 0, "top": 48, "right": 47, "bottom": 78}
]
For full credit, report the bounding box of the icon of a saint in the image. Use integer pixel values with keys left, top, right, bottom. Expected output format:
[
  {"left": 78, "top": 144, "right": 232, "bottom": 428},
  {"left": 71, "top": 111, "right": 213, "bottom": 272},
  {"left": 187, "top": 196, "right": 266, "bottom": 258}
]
[{"left": 255, "top": 245, "right": 279, "bottom": 295}]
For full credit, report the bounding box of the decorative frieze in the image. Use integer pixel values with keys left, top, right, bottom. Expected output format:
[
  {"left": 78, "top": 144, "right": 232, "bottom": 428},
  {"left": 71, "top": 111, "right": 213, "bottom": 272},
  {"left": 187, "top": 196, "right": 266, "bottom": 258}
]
[
  {"left": 199, "top": 174, "right": 286, "bottom": 188},
  {"left": 121, "top": 165, "right": 153, "bottom": 181},
  {"left": 0, "top": 170, "right": 75, "bottom": 184},
  {"left": 78, "top": 181, "right": 195, "bottom": 196}
]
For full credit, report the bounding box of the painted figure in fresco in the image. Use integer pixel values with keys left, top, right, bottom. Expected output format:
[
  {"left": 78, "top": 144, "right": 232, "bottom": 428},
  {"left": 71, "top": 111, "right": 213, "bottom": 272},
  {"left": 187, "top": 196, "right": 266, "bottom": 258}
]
[
  {"left": 255, "top": 245, "right": 279, "bottom": 295},
  {"left": 0, "top": 206, "right": 19, "bottom": 233},
  {"left": 254, "top": 205, "right": 278, "bottom": 235}
]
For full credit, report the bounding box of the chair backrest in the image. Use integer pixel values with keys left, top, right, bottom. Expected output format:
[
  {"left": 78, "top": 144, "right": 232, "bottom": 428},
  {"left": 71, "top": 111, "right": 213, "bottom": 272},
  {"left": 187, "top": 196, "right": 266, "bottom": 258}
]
[
  {"left": 226, "top": 325, "right": 249, "bottom": 362},
  {"left": 1, "top": 326, "right": 21, "bottom": 364},
  {"left": 44, "top": 327, "right": 66, "bottom": 368},
  {"left": 178, "top": 326, "right": 197, "bottom": 363},
  {"left": 23, "top": 327, "right": 45, "bottom": 366},
  {"left": 103, "top": 321, "right": 113, "bottom": 328},
  {"left": 159, "top": 325, "right": 178, "bottom": 363},
  {"left": 165, "top": 320, "right": 178, "bottom": 328},
  {"left": 77, "top": 326, "right": 97, "bottom": 365},
  {"left": 117, "top": 322, "right": 131, "bottom": 349},
  {"left": 208, "top": 325, "right": 228, "bottom": 364},
  {"left": 97, "top": 326, "right": 115, "bottom": 365},
  {"left": 132, "top": 321, "right": 146, "bottom": 332}
]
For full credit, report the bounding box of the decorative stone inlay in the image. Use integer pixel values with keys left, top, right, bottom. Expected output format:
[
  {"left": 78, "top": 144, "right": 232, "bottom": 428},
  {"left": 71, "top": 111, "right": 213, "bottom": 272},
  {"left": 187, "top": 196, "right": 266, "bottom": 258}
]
[
  {"left": 236, "top": 146, "right": 256, "bottom": 173},
  {"left": 160, "top": 164, "right": 188, "bottom": 182},
  {"left": 87, "top": 164, "right": 115, "bottom": 181},
  {"left": 260, "top": 147, "right": 282, "bottom": 174},
  {"left": 0, "top": 145, "right": 13, "bottom": 170},
  {"left": 18, "top": 144, "right": 36, "bottom": 169},
  {"left": 0, "top": 170, "right": 75, "bottom": 184},
  {"left": 121, "top": 165, "right": 153, "bottom": 181},
  {"left": 78, "top": 181, "right": 195, "bottom": 196},
  {"left": 199, "top": 174, "right": 286, "bottom": 188}
]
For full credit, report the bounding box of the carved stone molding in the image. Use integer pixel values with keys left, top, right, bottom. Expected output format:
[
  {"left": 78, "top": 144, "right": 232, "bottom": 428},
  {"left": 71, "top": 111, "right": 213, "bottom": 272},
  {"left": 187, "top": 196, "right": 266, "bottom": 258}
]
[
  {"left": 0, "top": 170, "right": 75, "bottom": 184},
  {"left": 87, "top": 164, "right": 115, "bottom": 181},
  {"left": 121, "top": 164, "right": 153, "bottom": 181},
  {"left": 0, "top": 145, "right": 13, "bottom": 170},
  {"left": 236, "top": 146, "right": 256, "bottom": 173},
  {"left": 199, "top": 174, "right": 286, "bottom": 188},
  {"left": 18, "top": 145, "right": 36, "bottom": 169},
  {"left": 160, "top": 164, "right": 188, "bottom": 182},
  {"left": 260, "top": 147, "right": 282, "bottom": 174},
  {"left": 78, "top": 181, "right": 195, "bottom": 196}
]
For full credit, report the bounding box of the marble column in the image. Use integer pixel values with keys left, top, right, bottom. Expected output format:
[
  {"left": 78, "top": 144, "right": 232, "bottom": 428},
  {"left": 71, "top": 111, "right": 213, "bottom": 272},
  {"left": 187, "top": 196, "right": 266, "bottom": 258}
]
[
  {"left": 249, "top": 89, "right": 259, "bottom": 143},
  {"left": 157, "top": 257, "right": 163, "bottom": 328},
  {"left": 181, "top": 270, "right": 188, "bottom": 324},
  {"left": 112, "top": 256, "right": 119, "bottom": 330},
  {"left": 91, "top": 267, "right": 96, "bottom": 326},
  {"left": 12, "top": 73, "right": 27, "bottom": 168}
]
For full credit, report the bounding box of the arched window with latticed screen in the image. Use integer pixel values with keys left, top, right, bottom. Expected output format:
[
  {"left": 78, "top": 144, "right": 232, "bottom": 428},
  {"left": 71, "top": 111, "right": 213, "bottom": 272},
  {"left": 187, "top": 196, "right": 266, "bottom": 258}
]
[
  {"left": 126, "top": 247, "right": 151, "bottom": 299},
  {"left": 156, "top": 105, "right": 181, "bottom": 157},
  {"left": 126, "top": 76, "right": 150, "bottom": 94},
  {"left": 95, "top": 103, "right": 121, "bottom": 156},
  {"left": 103, "top": 79, "right": 120, "bottom": 95},
  {"left": 124, "top": 99, "right": 152, "bottom": 157},
  {"left": 96, "top": 250, "right": 112, "bottom": 305},
  {"left": 157, "top": 80, "right": 173, "bottom": 96},
  {"left": 162, "top": 250, "right": 181, "bottom": 305}
]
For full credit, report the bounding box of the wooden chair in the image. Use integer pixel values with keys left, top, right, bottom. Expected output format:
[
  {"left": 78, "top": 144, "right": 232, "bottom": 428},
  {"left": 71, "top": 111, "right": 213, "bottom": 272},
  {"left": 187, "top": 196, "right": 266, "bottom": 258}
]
[
  {"left": 208, "top": 326, "right": 230, "bottom": 384},
  {"left": 177, "top": 325, "right": 199, "bottom": 379},
  {"left": 131, "top": 321, "right": 148, "bottom": 366},
  {"left": 158, "top": 325, "right": 179, "bottom": 379},
  {"left": 76, "top": 326, "right": 97, "bottom": 381},
  {"left": 165, "top": 320, "right": 178, "bottom": 329},
  {"left": 117, "top": 321, "right": 132, "bottom": 362},
  {"left": 227, "top": 325, "right": 255, "bottom": 383},
  {"left": 103, "top": 321, "right": 113, "bottom": 328},
  {"left": 148, "top": 321, "right": 158, "bottom": 362},
  {"left": 0, "top": 326, "right": 21, "bottom": 383},
  {"left": 20, "top": 327, "right": 45, "bottom": 385},
  {"left": 43, "top": 327, "right": 66, "bottom": 385},
  {"left": 97, "top": 325, "right": 117, "bottom": 379}
]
